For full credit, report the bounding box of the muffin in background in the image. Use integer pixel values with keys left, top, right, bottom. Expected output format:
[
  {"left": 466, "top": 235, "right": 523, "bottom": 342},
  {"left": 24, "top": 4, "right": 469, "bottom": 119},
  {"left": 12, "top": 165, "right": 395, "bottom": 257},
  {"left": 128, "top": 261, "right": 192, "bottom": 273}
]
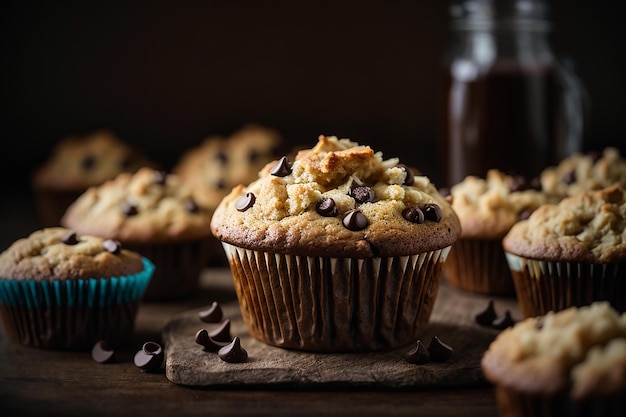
[
  {"left": 32, "top": 129, "right": 159, "bottom": 227},
  {"left": 61, "top": 167, "right": 214, "bottom": 301},
  {"left": 0, "top": 227, "right": 154, "bottom": 350},
  {"left": 503, "top": 184, "right": 626, "bottom": 318},
  {"left": 481, "top": 302, "right": 626, "bottom": 417},
  {"left": 443, "top": 169, "right": 548, "bottom": 296},
  {"left": 211, "top": 135, "right": 461, "bottom": 352},
  {"left": 172, "top": 124, "right": 290, "bottom": 265},
  {"left": 540, "top": 146, "right": 626, "bottom": 200}
]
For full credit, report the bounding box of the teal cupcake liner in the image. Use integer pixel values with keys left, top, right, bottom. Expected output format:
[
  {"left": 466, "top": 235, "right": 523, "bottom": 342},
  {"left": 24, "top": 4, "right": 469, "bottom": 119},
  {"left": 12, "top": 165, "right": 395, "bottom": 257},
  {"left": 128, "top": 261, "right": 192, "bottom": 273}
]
[
  {"left": 0, "top": 257, "right": 155, "bottom": 308},
  {"left": 0, "top": 257, "right": 155, "bottom": 350}
]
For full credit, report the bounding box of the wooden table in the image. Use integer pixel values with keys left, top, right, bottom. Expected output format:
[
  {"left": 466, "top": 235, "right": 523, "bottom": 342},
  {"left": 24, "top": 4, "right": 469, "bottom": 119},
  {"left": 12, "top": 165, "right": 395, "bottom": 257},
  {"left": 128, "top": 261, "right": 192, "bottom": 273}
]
[{"left": 0, "top": 266, "right": 507, "bottom": 417}]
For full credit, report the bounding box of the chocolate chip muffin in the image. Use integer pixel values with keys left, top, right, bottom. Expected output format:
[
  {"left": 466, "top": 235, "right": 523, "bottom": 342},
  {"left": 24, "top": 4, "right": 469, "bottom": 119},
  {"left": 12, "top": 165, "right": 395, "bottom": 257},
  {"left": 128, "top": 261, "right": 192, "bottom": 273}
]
[
  {"left": 443, "top": 169, "right": 549, "bottom": 296},
  {"left": 61, "top": 167, "right": 214, "bottom": 301},
  {"left": 503, "top": 184, "right": 626, "bottom": 318},
  {"left": 540, "top": 146, "right": 626, "bottom": 200},
  {"left": 31, "top": 129, "right": 159, "bottom": 227},
  {"left": 0, "top": 227, "right": 155, "bottom": 350},
  {"left": 482, "top": 302, "right": 626, "bottom": 417},
  {"left": 210, "top": 135, "right": 461, "bottom": 352}
]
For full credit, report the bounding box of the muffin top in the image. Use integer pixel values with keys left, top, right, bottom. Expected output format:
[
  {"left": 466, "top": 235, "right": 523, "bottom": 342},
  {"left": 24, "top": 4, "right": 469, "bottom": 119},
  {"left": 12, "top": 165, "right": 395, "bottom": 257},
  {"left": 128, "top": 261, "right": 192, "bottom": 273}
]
[
  {"left": 172, "top": 124, "right": 287, "bottom": 209},
  {"left": 0, "top": 227, "right": 146, "bottom": 281},
  {"left": 502, "top": 184, "right": 626, "bottom": 263},
  {"left": 448, "top": 169, "right": 549, "bottom": 239},
  {"left": 481, "top": 302, "right": 626, "bottom": 399},
  {"left": 210, "top": 135, "right": 461, "bottom": 258},
  {"left": 32, "top": 130, "right": 158, "bottom": 191},
  {"left": 540, "top": 147, "right": 626, "bottom": 200},
  {"left": 61, "top": 167, "right": 214, "bottom": 244}
]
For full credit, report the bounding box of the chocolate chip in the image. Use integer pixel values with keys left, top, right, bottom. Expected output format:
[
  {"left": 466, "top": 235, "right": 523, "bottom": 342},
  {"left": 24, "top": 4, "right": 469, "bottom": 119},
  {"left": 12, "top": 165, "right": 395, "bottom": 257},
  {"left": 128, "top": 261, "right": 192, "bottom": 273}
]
[
  {"left": 350, "top": 186, "right": 375, "bottom": 204},
  {"left": 216, "top": 178, "right": 226, "bottom": 189},
  {"left": 154, "top": 170, "right": 167, "bottom": 185},
  {"left": 81, "top": 155, "right": 96, "bottom": 171},
  {"left": 270, "top": 156, "right": 292, "bottom": 177},
  {"left": 535, "top": 319, "right": 544, "bottom": 330},
  {"left": 492, "top": 310, "right": 516, "bottom": 330},
  {"left": 61, "top": 230, "right": 79, "bottom": 245},
  {"left": 121, "top": 201, "right": 138, "bottom": 216},
  {"left": 198, "top": 301, "right": 223, "bottom": 323},
  {"left": 423, "top": 204, "right": 442, "bottom": 222},
  {"left": 103, "top": 239, "right": 122, "bottom": 254},
  {"left": 519, "top": 209, "right": 533, "bottom": 220},
  {"left": 402, "top": 207, "right": 425, "bottom": 224},
  {"left": 428, "top": 336, "right": 454, "bottom": 362},
  {"left": 119, "top": 154, "right": 133, "bottom": 170},
  {"left": 195, "top": 328, "right": 229, "bottom": 351},
  {"left": 248, "top": 149, "right": 260, "bottom": 163},
  {"left": 134, "top": 341, "right": 164, "bottom": 373},
  {"left": 342, "top": 210, "right": 368, "bottom": 231},
  {"left": 316, "top": 197, "right": 338, "bottom": 217},
  {"left": 509, "top": 175, "right": 530, "bottom": 192},
  {"left": 474, "top": 300, "right": 497, "bottom": 326},
  {"left": 209, "top": 319, "right": 232, "bottom": 343},
  {"left": 562, "top": 170, "right": 576, "bottom": 185},
  {"left": 235, "top": 192, "right": 256, "bottom": 212},
  {"left": 91, "top": 340, "right": 115, "bottom": 364},
  {"left": 587, "top": 150, "right": 602, "bottom": 164},
  {"left": 218, "top": 337, "right": 248, "bottom": 363},
  {"left": 397, "top": 164, "right": 414, "bottom": 186},
  {"left": 216, "top": 150, "right": 228, "bottom": 165},
  {"left": 530, "top": 177, "right": 542, "bottom": 191},
  {"left": 404, "top": 340, "right": 430, "bottom": 364},
  {"left": 185, "top": 198, "right": 198, "bottom": 213}
]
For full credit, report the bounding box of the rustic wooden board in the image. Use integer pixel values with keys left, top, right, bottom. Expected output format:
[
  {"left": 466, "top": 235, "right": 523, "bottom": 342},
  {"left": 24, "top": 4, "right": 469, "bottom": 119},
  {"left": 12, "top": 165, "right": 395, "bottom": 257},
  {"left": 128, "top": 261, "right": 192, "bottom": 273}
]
[{"left": 163, "top": 272, "right": 520, "bottom": 390}]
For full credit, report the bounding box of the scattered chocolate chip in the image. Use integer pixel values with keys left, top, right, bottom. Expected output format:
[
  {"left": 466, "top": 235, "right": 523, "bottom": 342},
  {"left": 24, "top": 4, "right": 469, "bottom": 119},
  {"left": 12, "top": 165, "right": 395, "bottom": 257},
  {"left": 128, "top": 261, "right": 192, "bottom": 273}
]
[
  {"left": 270, "top": 156, "right": 292, "bottom": 177},
  {"left": 405, "top": 340, "right": 431, "bottom": 364},
  {"left": 209, "top": 319, "right": 232, "bottom": 343},
  {"left": 154, "top": 170, "right": 167, "bottom": 185},
  {"left": 121, "top": 201, "right": 138, "bottom": 216},
  {"left": 195, "top": 328, "right": 229, "bottom": 351},
  {"left": 342, "top": 210, "right": 368, "bottom": 231},
  {"left": 103, "top": 239, "right": 122, "bottom": 254},
  {"left": 235, "top": 193, "right": 256, "bottom": 212},
  {"left": 422, "top": 204, "right": 442, "bottom": 222},
  {"left": 428, "top": 336, "right": 454, "bottom": 362},
  {"left": 402, "top": 207, "right": 425, "bottom": 224},
  {"left": 81, "top": 155, "right": 96, "bottom": 171},
  {"left": 562, "top": 170, "right": 576, "bottom": 185},
  {"left": 350, "top": 186, "right": 375, "bottom": 204},
  {"left": 61, "top": 230, "right": 79, "bottom": 245},
  {"left": 216, "top": 150, "right": 228, "bottom": 164},
  {"left": 91, "top": 340, "right": 115, "bottom": 364},
  {"left": 492, "top": 310, "right": 516, "bottom": 330},
  {"left": 198, "top": 301, "right": 223, "bottom": 323},
  {"left": 535, "top": 318, "right": 544, "bottom": 330},
  {"left": 134, "top": 341, "right": 164, "bottom": 372},
  {"left": 218, "top": 337, "right": 248, "bottom": 363},
  {"left": 185, "top": 198, "right": 198, "bottom": 213},
  {"left": 474, "top": 300, "right": 497, "bottom": 326},
  {"left": 529, "top": 177, "right": 542, "bottom": 191},
  {"left": 316, "top": 197, "right": 339, "bottom": 217},
  {"left": 248, "top": 149, "right": 260, "bottom": 163},
  {"left": 519, "top": 209, "right": 533, "bottom": 220},
  {"left": 397, "top": 164, "right": 414, "bottom": 186},
  {"left": 509, "top": 175, "right": 530, "bottom": 192}
]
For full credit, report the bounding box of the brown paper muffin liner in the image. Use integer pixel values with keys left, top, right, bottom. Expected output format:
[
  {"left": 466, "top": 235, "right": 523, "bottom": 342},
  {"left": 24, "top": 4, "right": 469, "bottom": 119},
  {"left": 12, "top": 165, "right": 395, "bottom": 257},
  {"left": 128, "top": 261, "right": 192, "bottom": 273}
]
[
  {"left": 0, "top": 258, "right": 154, "bottom": 350},
  {"left": 505, "top": 253, "right": 626, "bottom": 319},
  {"left": 222, "top": 242, "right": 451, "bottom": 352},
  {"left": 443, "top": 238, "right": 515, "bottom": 296},
  {"left": 125, "top": 239, "right": 213, "bottom": 301},
  {"left": 495, "top": 385, "right": 626, "bottom": 417}
]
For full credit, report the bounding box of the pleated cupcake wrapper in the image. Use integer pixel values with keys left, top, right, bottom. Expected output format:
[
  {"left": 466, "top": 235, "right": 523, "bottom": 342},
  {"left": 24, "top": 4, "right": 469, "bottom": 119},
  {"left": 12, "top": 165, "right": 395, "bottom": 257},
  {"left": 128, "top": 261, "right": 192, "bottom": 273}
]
[
  {"left": 505, "top": 253, "right": 626, "bottom": 319},
  {"left": 496, "top": 386, "right": 626, "bottom": 417},
  {"left": 0, "top": 257, "right": 155, "bottom": 350},
  {"left": 443, "top": 238, "right": 515, "bottom": 296},
  {"left": 124, "top": 239, "right": 212, "bottom": 301},
  {"left": 222, "top": 242, "right": 451, "bottom": 353}
]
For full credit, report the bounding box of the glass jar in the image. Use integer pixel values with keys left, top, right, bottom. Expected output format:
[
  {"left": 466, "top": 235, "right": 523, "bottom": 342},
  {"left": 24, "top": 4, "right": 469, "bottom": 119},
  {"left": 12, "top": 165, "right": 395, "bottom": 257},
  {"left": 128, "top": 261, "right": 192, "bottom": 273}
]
[{"left": 438, "top": 0, "right": 587, "bottom": 187}]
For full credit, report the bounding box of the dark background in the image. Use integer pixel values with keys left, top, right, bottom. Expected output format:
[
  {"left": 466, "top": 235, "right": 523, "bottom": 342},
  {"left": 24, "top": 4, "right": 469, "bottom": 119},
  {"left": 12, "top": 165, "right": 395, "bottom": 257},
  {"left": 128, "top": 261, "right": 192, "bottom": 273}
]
[{"left": 1, "top": 0, "right": 625, "bottom": 248}]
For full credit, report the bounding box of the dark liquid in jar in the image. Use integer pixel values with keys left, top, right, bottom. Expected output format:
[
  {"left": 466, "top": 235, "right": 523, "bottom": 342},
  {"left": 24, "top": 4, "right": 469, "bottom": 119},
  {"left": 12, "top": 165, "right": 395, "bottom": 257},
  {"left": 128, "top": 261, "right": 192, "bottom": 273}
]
[{"left": 439, "top": 63, "right": 561, "bottom": 187}]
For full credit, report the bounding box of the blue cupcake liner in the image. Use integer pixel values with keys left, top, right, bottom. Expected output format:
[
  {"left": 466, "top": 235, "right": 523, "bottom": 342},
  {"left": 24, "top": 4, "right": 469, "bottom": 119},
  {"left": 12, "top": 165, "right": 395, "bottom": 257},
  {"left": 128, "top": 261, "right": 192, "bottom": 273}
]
[{"left": 0, "top": 257, "right": 155, "bottom": 308}]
